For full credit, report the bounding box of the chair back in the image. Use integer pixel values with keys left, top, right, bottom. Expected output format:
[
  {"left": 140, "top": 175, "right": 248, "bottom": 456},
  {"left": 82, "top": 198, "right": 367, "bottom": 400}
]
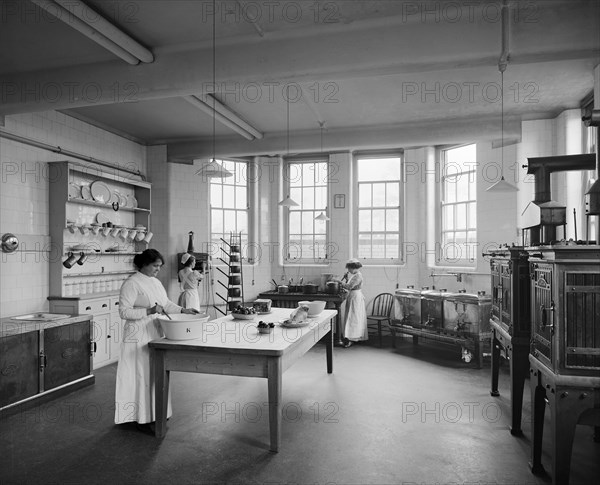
[{"left": 370, "top": 293, "right": 394, "bottom": 318}]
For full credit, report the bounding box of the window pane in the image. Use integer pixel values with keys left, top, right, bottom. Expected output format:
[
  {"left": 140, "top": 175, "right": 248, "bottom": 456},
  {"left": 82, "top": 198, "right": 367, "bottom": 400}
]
[
  {"left": 237, "top": 211, "right": 247, "bottom": 233},
  {"left": 359, "top": 210, "right": 372, "bottom": 232},
  {"left": 444, "top": 205, "right": 454, "bottom": 230},
  {"left": 372, "top": 234, "right": 385, "bottom": 259},
  {"left": 224, "top": 210, "right": 236, "bottom": 232},
  {"left": 359, "top": 184, "right": 372, "bottom": 207},
  {"left": 358, "top": 234, "right": 371, "bottom": 259},
  {"left": 358, "top": 157, "right": 401, "bottom": 182},
  {"left": 445, "top": 144, "right": 476, "bottom": 172},
  {"left": 317, "top": 163, "right": 328, "bottom": 185},
  {"left": 468, "top": 202, "right": 476, "bottom": 227},
  {"left": 386, "top": 210, "right": 399, "bottom": 232},
  {"left": 301, "top": 212, "right": 313, "bottom": 233},
  {"left": 302, "top": 164, "right": 315, "bottom": 185},
  {"left": 386, "top": 234, "right": 399, "bottom": 259},
  {"left": 456, "top": 174, "right": 470, "bottom": 202},
  {"left": 456, "top": 204, "right": 467, "bottom": 229},
  {"left": 211, "top": 184, "right": 222, "bottom": 208},
  {"left": 372, "top": 209, "right": 386, "bottom": 232},
  {"left": 290, "top": 187, "right": 301, "bottom": 203},
  {"left": 444, "top": 178, "right": 457, "bottom": 203},
  {"left": 290, "top": 212, "right": 301, "bottom": 234},
  {"left": 315, "top": 186, "right": 327, "bottom": 210},
  {"left": 212, "top": 209, "right": 223, "bottom": 233},
  {"left": 314, "top": 235, "right": 326, "bottom": 259},
  {"left": 303, "top": 187, "right": 315, "bottom": 210},
  {"left": 236, "top": 186, "right": 247, "bottom": 209},
  {"left": 223, "top": 185, "right": 235, "bottom": 208},
  {"left": 289, "top": 164, "right": 302, "bottom": 186},
  {"left": 386, "top": 183, "right": 399, "bottom": 206},
  {"left": 372, "top": 183, "right": 386, "bottom": 207}
]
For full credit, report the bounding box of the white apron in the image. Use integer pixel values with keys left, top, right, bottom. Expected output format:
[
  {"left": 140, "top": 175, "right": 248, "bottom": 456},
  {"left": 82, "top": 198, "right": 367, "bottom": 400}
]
[
  {"left": 177, "top": 268, "right": 201, "bottom": 311},
  {"left": 114, "top": 272, "right": 182, "bottom": 424},
  {"left": 342, "top": 272, "right": 368, "bottom": 341}
]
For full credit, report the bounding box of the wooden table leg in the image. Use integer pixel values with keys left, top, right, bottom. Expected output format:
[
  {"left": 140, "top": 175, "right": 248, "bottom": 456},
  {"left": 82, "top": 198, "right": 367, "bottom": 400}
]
[
  {"left": 510, "top": 343, "right": 529, "bottom": 436},
  {"left": 267, "top": 357, "right": 282, "bottom": 452},
  {"left": 529, "top": 370, "right": 546, "bottom": 475},
  {"left": 326, "top": 323, "right": 333, "bottom": 374},
  {"left": 154, "top": 349, "right": 169, "bottom": 439}
]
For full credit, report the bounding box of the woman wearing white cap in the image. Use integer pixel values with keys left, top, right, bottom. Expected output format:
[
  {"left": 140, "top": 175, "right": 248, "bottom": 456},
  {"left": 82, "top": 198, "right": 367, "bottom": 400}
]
[
  {"left": 331, "top": 259, "right": 368, "bottom": 347},
  {"left": 178, "top": 253, "right": 202, "bottom": 311}
]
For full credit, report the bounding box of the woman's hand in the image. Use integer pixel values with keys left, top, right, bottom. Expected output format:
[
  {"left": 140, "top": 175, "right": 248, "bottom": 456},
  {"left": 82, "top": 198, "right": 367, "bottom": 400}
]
[
  {"left": 148, "top": 303, "right": 164, "bottom": 315},
  {"left": 181, "top": 308, "right": 199, "bottom": 314}
]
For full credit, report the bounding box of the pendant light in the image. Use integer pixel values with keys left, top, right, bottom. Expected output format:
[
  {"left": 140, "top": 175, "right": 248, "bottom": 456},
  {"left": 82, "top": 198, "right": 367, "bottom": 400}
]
[
  {"left": 278, "top": 85, "right": 299, "bottom": 206},
  {"left": 315, "top": 121, "right": 330, "bottom": 221},
  {"left": 196, "top": 0, "right": 232, "bottom": 179},
  {"left": 487, "top": 0, "right": 518, "bottom": 192}
]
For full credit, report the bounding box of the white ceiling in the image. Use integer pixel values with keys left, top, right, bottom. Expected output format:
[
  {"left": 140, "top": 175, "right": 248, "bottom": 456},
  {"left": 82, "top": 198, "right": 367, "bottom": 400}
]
[{"left": 1, "top": 0, "right": 599, "bottom": 161}]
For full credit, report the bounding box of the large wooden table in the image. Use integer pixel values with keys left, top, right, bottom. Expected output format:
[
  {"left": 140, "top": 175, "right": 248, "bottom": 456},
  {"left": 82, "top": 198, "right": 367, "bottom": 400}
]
[{"left": 148, "top": 308, "right": 336, "bottom": 451}]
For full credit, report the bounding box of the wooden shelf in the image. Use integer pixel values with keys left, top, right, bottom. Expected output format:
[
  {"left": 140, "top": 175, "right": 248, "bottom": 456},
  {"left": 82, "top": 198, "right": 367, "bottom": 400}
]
[
  {"left": 67, "top": 198, "right": 149, "bottom": 212},
  {"left": 63, "top": 270, "right": 135, "bottom": 278}
]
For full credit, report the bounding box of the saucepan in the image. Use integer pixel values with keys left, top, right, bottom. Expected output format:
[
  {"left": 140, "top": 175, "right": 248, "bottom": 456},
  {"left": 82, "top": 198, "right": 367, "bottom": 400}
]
[
  {"left": 326, "top": 281, "right": 341, "bottom": 294},
  {"left": 303, "top": 283, "right": 318, "bottom": 294}
]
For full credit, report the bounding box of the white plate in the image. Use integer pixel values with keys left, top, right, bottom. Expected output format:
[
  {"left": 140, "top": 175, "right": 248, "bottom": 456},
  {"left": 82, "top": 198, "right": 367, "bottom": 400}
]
[
  {"left": 68, "top": 183, "right": 81, "bottom": 199},
  {"left": 90, "top": 181, "right": 111, "bottom": 204},
  {"left": 80, "top": 185, "right": 93, "bottom": 201},
  {"left": 96, "top": 213, "right": 110, "bottom": 224},
  {"left": 118, "top": 193, "right": 128, "bottom": 207},
  {"left": 126, "top": 194, "right": 138, "bottom": 208},
  {"left": 280, "top": 319, "right": 310, "bottom": 328}
]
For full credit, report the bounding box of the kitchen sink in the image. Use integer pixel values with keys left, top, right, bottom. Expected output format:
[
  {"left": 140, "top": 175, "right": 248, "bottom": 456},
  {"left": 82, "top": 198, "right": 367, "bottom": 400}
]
[{"left": 10, "top": 313, "right": 71, "bottom": 322}]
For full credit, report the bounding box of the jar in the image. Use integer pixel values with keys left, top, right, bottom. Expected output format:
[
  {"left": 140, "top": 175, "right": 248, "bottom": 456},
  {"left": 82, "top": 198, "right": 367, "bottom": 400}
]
[
  {"left": 86, "top": 280, "right": 93, "bottom": 294},
  {"left": 106, "top": 279, "right": 113, "bottom": 292},
  {"left": 65, "top": 283, "right": 73, "bottom": 297},
  {"left": 99, "top": 279, "right": 106, "bottom": 293},
  {"left": 79, "top": 281, "right": 87, "bottom": 295},
  {"left": 93, "top": 280, "right": 100, "bottom": 293},
  {"left": 72, "top": 282, "right": 80, "bottom": 296}
]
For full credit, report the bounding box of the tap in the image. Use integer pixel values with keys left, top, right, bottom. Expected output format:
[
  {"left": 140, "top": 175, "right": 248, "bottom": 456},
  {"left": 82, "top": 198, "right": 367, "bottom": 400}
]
[{"left": 429, "top": 271, "right": 462, "bottom": 282}]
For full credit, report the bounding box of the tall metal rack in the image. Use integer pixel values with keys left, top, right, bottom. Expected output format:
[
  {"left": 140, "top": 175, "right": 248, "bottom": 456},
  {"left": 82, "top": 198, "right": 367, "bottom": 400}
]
[{"left": 214, "top": 232, "right": 244, "bottom": 315}]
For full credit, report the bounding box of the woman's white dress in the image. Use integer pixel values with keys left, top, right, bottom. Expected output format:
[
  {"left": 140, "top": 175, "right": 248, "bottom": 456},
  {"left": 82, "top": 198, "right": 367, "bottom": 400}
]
[
  {"left": 343, "top": 272, "right": 368, "bottom": 341},
  {"left": 114, "top": 272, "right": 182, "bottom": 424},
  {"left": 177, "top": 267, "right": 201, "bottom": 311}
]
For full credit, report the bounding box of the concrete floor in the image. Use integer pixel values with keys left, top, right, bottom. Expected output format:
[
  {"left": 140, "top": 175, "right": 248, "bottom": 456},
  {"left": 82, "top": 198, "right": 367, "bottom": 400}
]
[{"left": 1, "top": 337, "right": 598, "bottom": 485}]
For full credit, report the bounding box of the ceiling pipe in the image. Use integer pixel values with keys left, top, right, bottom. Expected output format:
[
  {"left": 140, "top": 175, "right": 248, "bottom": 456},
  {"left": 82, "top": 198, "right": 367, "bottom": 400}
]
[
  {"left": 54, "top": 0, "right": 154, "bottom": 63},
  {"left": 183, "top": 96, "right": 255, "bottom": 140},
  {"left": 197, "top": 94, "right": 263, "bottom": 139},
  {"left": 29, "top": 0, "right": 147, "bottom": 65}
]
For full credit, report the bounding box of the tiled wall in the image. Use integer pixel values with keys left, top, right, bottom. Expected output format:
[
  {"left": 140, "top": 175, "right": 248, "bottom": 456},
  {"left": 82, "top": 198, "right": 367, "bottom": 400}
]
[{"left": 0, "top": 111, "right": 146, "bottom": 318}]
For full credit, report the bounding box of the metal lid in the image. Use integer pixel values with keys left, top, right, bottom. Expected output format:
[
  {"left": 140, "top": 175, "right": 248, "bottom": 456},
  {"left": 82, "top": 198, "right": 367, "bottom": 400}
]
[
  {"left": 445, "top": 290, "right": 491, "bottom": 303},
  {"left": 395, "top": 285, "right": 421, "bottom": 297},
  {"left": 421, "top": 289, "right": 450, "bottom": 300}
]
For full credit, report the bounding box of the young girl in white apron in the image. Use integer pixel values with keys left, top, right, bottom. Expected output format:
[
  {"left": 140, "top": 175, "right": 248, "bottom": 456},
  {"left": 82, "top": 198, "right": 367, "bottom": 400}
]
[
  {"left": 178, "top": 253, "right": 202, "bottom": 311},
  {"left": 335, "top": 259, "right": 367, "bottom": 347}
]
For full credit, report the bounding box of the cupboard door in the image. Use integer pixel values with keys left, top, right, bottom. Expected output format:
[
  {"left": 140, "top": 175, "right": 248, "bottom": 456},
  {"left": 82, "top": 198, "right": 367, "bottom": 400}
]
[
  {"left": 91, "top": 314, "right": 111, "bottom": 369},
  {"left": 0, "top": 332, "right": 39, "bottom": 408},
  {"left": 44, "top": 321, "right": 91, "bottom": 391}
]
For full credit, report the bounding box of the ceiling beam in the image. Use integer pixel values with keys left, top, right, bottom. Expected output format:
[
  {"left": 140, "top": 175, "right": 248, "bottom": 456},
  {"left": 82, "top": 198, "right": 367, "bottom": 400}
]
[
  {"left": 1, "top": 6, "right": 598, "bottom": 116},
  {"left": 166, "top": 115, "right": 523, "bottom": 162}
]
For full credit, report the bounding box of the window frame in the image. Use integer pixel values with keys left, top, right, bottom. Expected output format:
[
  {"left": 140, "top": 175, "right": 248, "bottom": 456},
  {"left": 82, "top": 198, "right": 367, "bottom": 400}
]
[
  {"left": 209, "top": 158, "right": 256, "bottom": 263},
  {"left": 353, "top": 150, "right": 404, "bottom": 266},
  {"left": 282, "top": 156, "right": 330, "bottom": 265},
  {"left": 438, "top": 144, "right": 478, "bottom": 267}
]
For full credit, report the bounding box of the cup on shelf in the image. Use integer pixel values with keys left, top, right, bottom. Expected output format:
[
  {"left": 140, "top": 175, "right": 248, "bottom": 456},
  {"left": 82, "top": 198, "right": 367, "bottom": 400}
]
[
  {"left": 63, "top": 252, "right": 78, "bottom": 269},
  {"left": 67, "top": 223, "right": 76, "bottom": 234},
  {"left": 101, "top": 225, "right": 111, "bottom": 237},
  {"left": 90, "top": 224, "right": 100, "bottom": 235},
  {"left": 76, "top": 252, "right": 87, "bottom": 265},
  {"left": 143, "top": 231, "right": 153, "bottom": 244},
  {"left": 110, "top": 227, "right": 121, "bottom": 237},
  {"left": 78, "top": 225, "right": 89, "bottom": 235},
  {"left": 135, "top": 230, "right": 145, "bottom": 242},
  {"left": 120, "top": 228, "right": 130, "bottom": 239},
  {"left": 127, "top": 230, "right": 137, "bottom": 241}
]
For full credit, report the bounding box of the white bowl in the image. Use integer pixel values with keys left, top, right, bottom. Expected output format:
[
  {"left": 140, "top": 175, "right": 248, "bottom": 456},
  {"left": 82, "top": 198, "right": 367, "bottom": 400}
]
[
  {"left": 297, "top": 300, "right": 326, "bottom": 316},
  {"left": 157, "top": 313, "right": 210, "bottom": 340},
  {"left": 231, "top": 312, "right": 256, "bottom": 320}
]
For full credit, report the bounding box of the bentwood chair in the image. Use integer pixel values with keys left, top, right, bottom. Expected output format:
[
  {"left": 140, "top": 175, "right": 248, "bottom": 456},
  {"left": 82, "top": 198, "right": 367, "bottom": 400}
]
[{"left": 367, "top": 293, "right": 395, "bottom": 347}]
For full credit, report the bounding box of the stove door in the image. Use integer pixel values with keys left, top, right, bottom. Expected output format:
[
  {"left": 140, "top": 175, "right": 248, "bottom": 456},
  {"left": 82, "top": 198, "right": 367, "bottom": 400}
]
[{"left": 530, "top": 262, "right": 554, "bottom": 370}]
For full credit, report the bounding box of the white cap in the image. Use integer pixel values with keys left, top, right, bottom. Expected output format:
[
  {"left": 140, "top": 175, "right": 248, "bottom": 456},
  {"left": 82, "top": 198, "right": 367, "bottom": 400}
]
[{"left": 181, "top": 253, "right": 192, "bottom": 264}]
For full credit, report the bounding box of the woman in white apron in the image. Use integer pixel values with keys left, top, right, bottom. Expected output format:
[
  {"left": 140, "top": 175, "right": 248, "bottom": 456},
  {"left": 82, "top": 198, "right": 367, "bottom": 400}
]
[
  {"left": 114, "top": 249, "right": 198, "bottom": 431},
  {"left": 333, "top": 259, "right": 367, "bottom": 347},
  {"left": 177, "top": 253, "right": 202, "bottom": 311}
]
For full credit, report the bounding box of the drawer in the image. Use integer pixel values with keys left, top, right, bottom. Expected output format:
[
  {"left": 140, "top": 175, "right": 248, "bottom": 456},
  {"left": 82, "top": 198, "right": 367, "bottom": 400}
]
[{"left": 78, "top": 298, "right": 111, "bottom": 315}]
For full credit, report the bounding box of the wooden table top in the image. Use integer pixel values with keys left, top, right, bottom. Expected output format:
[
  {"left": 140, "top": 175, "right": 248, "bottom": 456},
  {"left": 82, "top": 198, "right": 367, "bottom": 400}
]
[{"left": 148, "top": 308, "right": 337, "bottom": 356}]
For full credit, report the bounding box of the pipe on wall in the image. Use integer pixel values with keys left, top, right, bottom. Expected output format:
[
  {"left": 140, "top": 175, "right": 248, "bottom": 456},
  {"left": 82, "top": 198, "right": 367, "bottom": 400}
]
[{"left": 0, "top": 129, "right": 144, "bottom": 178}]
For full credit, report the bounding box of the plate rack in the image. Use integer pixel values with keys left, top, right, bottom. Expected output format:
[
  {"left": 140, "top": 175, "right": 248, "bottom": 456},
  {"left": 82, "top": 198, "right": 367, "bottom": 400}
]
[{"left": 214, "top": 232, "right": 244, "bottom": 315}]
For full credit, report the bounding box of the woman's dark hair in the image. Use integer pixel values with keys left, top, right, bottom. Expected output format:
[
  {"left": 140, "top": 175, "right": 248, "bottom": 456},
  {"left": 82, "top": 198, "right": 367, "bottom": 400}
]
[
  {"left": 345, "top": 260, "right": 362, "bottom": 270},
  {"left": 133, "top": 249, "right": 165, "bottom": 270}
]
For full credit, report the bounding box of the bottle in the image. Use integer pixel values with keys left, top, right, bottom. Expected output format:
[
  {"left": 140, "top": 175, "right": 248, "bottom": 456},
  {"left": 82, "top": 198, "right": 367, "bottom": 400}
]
[{"left": 187, "top": 231, "right": 195, "bottom": 253}]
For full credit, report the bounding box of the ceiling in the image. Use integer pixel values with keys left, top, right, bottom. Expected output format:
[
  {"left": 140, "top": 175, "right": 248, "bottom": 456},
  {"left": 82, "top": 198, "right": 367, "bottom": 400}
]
[{"left": 1, "top": 0, "right": 599, "bottom": 162}]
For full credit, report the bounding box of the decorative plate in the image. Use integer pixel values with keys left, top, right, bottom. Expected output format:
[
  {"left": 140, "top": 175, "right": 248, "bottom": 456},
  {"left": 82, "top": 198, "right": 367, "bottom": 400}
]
[
  {"left": 80, "top": 184, "right": 93, "bottom": 201},
  {"left": 96, "top": 212, "right": 110, "bottom": 224},
  {"left": 68, "top": 183, "right": 81, "bottom": 199},
  {"left": 90, "top": 181, "right": 112, "bottom": 204},
  {"left": 126, "top": 194, "right": 138, "bottom": 208},
  {"left": 280, "top": 319, "right": 310, "bottom": 328},
  {"left": 118, "top": 193, "right": 128, "bottom": 207}
]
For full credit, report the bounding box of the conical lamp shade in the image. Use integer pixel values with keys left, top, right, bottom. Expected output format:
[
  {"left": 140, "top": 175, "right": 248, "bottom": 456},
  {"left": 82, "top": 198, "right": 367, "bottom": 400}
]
[
  {"left": 278, "top": 195, "right": 299, "bottom": 207},
  {"left": 315, "top": 211, "right": 330, "bottom": 221},
  {"left": 486, "top": 176, "right": 519, "bottom": 192},
  {"left": 196, "top": 159, "right": 233, "bottom": 178}
]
